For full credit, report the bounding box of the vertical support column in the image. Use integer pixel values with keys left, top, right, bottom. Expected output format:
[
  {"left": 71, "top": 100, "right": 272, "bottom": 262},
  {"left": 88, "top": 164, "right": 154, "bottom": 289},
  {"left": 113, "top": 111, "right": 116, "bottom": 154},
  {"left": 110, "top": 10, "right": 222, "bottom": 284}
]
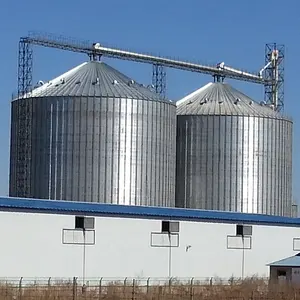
[
  {"left": 18, "top": 39, "right": 33, "bottom": 98},
  {"left": 264, "top": 43, "right": 284, "bottom": 112},
  {"left": 152, "top": 64, "right": 166, "bottom": 99},
  {"left": 16, "top": 39, "right": 33, "bottom": 197}
]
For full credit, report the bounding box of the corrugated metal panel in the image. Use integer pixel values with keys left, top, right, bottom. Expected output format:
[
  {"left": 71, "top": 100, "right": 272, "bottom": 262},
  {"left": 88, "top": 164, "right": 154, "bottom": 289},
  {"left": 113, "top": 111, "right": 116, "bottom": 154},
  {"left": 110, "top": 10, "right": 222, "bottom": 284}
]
[
  {"left": 292, "top": 204, "right": 298, "bottom": 218},
  {"left": 16, "top": 61, "right": 168, "bottom": 102},
  {"left": 10, "top": 96, "right": 176, "bottom": 206},
  {"left": 9, "top": 61, "right": 176, "bottom": 207},
  {"left": 0, "top": 197, "right": 300, "bottom": 227},
  {"left": 176, "top": 82, "right": 290, "bottom": 119},
  {"left": 176, "top": 82, "right": 293, "bottom": 217}
]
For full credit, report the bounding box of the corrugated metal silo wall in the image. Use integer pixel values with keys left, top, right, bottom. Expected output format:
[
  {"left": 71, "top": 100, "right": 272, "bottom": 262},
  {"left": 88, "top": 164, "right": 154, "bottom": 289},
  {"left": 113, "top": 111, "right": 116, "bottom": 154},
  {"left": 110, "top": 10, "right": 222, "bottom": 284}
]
[
  {"left": 175, "top": 115, "right": 293, "bottom": 216},
  {"left": 9, "top": 96, "right": 176, "bottom": 207}
]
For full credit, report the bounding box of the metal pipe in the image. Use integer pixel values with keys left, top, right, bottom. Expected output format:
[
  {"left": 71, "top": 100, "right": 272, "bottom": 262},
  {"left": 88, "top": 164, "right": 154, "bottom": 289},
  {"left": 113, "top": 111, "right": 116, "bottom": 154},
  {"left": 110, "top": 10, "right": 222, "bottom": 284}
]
[
  {"left": 168, "top": 233, "right": 172, "bottom": 278},
  {"left": 242, "top": 236, "right": 245, "bottom": 279},
  {"left": 83, "top": 230, "right": 86, "bottom": 286}
]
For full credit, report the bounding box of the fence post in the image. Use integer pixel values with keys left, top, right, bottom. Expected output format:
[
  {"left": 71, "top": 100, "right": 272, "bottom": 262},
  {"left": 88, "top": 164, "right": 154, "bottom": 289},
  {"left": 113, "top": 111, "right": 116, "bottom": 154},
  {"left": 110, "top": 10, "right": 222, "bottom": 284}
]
[
  {"left": 158, "top": 286, "right": 162, "bottom": 300},
  {"left": 18, "top": 277, "right": 23, "bottom": 300},
  {"left": 146, "top": 277, "right": 150, "bottom": 294},
  {"left": 190, "top": 277, "right": 194, "bottom": 300},
  {"left": 132, "top": 279, "right": 135, "bottom": 300},
  {"left": 98, "top": 277, "right": 103, "bottom": 300},
  {"left": 168, "top": 278, "right": 172, "bottom": 294},
  {"left": 47, "top": 277, "right": 51, "bottom": 298},
  {"left": 123, "top": 277, "right": 127, "bottom": 295},
  {"left": 73, "top": 277, "right": 77, "bottom": 300}
]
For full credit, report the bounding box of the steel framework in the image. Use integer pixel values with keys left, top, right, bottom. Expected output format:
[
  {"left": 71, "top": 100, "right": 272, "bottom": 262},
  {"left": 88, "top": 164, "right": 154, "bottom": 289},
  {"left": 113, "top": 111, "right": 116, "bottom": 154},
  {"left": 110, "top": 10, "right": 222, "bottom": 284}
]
[
  {"left": 17, "top": 32, "right": 269, "bottom": 98},
  {"left": 152, "top": 64, "right": 166, "bottom": 99},
  {"left": 16, "top": 40, "right": 33, "bottom": 197},
  {"left": 18, "top": 39, "right": 33, "bottom": 98},
  {"left": 16, "top": 32, "right": 285, "bottom": 112},
  {"left": 15, "top": 97, "right": 32, "bottom": 197},
  {"left": 264, "top": 43, "right": 284, "bottom": 112}
]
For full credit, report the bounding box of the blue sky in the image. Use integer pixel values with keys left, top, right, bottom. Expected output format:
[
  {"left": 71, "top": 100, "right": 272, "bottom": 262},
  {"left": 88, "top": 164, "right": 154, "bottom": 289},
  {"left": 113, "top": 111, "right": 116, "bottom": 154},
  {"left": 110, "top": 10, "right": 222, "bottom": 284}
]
[{"left": 0, "top": 0, "right": 299, "bottom": 202}]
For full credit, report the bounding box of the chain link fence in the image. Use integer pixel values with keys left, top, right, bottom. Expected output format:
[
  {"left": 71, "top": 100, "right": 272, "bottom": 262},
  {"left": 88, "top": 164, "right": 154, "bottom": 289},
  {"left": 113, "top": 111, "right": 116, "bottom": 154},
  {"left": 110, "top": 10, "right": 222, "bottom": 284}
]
[{"left": 0, "top": 276, "right": 296, "bottom": 300}]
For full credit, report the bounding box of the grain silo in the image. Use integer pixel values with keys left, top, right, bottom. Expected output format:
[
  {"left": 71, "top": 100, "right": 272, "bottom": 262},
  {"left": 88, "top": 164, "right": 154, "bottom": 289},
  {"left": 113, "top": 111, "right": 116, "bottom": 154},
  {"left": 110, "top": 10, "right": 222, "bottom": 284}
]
[
  {"left": 9, "top": 60, "right": 176, "bottom": 207},
  {"left": 175, "top": 82, "right": 292, "bottom": 216}
]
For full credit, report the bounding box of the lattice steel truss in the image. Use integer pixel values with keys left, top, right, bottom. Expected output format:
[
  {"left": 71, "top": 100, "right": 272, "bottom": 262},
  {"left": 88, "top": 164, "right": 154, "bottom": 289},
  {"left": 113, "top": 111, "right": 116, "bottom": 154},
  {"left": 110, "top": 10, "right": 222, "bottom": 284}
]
[
  {"left": 18, "top": 39, "right": 33, "bottom": 97},
  {"left": 264, "top": 43, "right": 284, "bottom": 112},
  {"left": 152, "top": 64, "right": 166, "bottom": 99},
  {"left": 17, "top": 32, "right": 267, "bottom": 100},
  {"left": 16, "top": 39, "right": 33, "bottom": 196}
]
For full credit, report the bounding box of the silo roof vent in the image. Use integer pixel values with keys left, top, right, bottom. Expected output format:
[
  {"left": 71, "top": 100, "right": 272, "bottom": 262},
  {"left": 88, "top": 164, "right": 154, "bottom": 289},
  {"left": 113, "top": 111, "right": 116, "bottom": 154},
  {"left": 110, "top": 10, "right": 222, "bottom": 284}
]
[
  {"left": 92, "top": 78, "right": 100, "bottom": 85},
  {"left": 260, "top": 101, "right": 266, "bottom": 106},
  {"left": 234, "top": 98, "right": 240, "bottom": 105},
  {"left": 200, "top": 98, "right": 208, "bottom": 105},
  {"left": 128, "top": 79, "right": 135, "bottom": 86}
]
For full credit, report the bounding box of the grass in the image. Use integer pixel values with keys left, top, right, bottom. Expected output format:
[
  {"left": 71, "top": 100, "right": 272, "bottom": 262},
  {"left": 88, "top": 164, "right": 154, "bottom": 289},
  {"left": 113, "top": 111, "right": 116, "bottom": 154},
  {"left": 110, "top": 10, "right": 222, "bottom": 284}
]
[{"left": 0, "top": 276, "right": 298, "bottom": 300}]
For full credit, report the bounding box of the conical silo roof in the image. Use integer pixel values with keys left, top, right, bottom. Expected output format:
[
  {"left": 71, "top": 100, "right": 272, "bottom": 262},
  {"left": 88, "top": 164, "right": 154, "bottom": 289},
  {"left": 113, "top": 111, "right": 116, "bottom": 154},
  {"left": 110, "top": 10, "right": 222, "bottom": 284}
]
[
  {"left": 176, "top": 82, "right": 287, "bottom": 119},
  {"left": 23, "top": 61, "right": 166, "bottom": 101}
]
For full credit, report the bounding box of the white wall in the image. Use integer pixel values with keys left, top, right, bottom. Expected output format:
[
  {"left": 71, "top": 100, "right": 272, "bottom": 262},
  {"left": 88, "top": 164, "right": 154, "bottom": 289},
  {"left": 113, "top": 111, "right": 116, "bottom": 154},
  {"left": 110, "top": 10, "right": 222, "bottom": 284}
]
[{"left": 0, "top": 211, "right": 299, "bottom": 279}]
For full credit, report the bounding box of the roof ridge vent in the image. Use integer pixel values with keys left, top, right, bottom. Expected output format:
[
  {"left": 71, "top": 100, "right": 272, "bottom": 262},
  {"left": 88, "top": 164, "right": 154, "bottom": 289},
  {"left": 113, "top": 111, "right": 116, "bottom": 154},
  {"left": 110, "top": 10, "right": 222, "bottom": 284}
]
[
  {"left": 60, "top": 78, "right": 65, "bottom": 84},
  {"left": 249, "top": 100, "right": 253, "bottom": 105},
  {"left": 112, "top": 79, "right": 119, "bottom": 85}
]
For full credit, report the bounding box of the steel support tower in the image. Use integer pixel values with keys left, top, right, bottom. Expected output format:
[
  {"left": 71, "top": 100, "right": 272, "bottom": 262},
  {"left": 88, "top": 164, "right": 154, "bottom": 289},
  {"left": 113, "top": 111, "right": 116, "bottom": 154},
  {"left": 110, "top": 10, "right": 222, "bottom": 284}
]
[
  {"left": 264, "top": 43, "right": 284, "bottom": 112},
  {"left": 18, "top": 38, "right": 33, "bottom": 97},
  {"left": 15, "top": 39, "right": 33, "bottom": 196},
  {"left": 152, "top": 64, "right": 166, "bottom": 99}
]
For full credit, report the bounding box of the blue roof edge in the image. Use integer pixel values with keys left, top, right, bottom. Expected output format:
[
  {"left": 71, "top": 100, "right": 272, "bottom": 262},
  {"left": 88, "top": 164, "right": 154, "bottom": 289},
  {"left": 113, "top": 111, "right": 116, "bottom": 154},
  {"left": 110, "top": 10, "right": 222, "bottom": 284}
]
[
  {"left": 0, "top": 197, "right": 300, "bottom": 227},
  {"left": 267, "top": 255, "right": 300, "bottom": 267}
]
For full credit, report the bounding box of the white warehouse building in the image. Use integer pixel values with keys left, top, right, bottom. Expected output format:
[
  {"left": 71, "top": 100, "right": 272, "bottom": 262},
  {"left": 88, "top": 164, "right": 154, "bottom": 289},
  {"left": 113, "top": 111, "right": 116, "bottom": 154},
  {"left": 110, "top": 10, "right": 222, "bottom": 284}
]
[{"left": 0, "top": 197, "right": 300, "bottom": 279}]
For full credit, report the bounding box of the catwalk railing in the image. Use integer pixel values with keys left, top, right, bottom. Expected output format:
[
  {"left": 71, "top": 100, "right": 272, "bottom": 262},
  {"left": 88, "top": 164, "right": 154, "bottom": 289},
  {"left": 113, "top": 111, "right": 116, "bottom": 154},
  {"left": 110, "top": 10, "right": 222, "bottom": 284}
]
[{"left": 0, "top": 276, "right": 298, "bottom": 300}]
